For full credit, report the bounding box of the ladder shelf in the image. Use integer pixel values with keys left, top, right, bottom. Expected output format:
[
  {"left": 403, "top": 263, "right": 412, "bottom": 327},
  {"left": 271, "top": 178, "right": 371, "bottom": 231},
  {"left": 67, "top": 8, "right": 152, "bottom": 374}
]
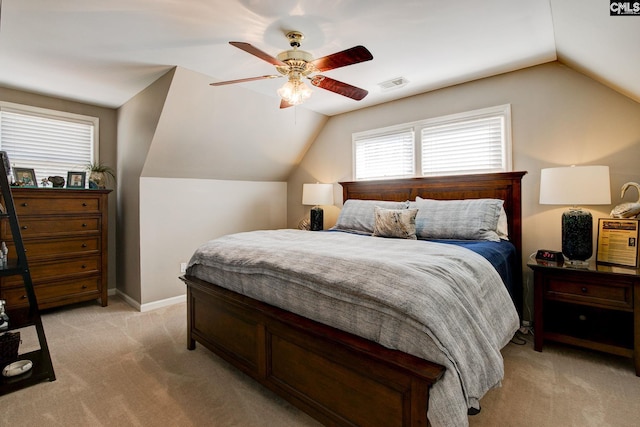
[{"left": 0, "top": 151, "right": 55, "bottom": 395}]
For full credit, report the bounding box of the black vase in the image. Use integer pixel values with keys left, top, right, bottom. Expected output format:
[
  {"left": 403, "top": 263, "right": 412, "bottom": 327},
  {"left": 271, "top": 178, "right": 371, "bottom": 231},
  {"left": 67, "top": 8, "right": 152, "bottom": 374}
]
[
  {"left": 562, "top": 208, "right": 592, "bottom": 262},
  {"left": 310, "top": 207, "right": 324, "bottom": 231}
]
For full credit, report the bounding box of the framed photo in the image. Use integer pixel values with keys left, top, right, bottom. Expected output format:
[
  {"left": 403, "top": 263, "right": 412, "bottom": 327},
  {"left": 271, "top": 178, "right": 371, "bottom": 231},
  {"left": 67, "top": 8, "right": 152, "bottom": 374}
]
[
  {"left": 66, "top": 171, "right": 86, "bottom": 189},
  {"left": 13, "top": 168, "right": 38, "bottom": 188},
  {"left": 596, "top": 218, "right": 640, "bottom": 268}
]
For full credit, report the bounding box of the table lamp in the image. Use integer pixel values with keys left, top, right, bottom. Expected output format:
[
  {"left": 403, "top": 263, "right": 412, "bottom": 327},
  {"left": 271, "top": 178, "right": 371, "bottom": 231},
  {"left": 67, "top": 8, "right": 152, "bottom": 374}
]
[
  {"left": 539, "top": 165, "right": 611, "bottom": 265},
  {"left": 302, "top": 183, "right": 333, "bottom": 231}
]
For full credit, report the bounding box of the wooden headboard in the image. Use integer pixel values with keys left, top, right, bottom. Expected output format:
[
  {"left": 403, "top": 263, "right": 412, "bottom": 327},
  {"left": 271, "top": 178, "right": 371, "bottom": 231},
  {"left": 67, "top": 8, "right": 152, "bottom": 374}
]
[{"left": 340, "top": 171, "right": 528, "bottom": 315}]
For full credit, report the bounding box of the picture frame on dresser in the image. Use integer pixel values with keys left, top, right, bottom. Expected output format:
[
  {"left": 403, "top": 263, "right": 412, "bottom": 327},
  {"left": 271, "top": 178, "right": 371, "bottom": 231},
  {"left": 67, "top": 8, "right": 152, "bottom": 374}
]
[
  {"left": 13, "top": 168, "right": 37, "bottom": 188},
  {"left": 66, "top": 171, "right": 86, "bottom": 189}
]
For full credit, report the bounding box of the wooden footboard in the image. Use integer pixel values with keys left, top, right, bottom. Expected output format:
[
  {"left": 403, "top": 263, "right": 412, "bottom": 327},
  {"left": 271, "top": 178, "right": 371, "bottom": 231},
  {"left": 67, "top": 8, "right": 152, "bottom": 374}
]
[{"left": 182, "top": 275, "right": 445, "bottom": 427}]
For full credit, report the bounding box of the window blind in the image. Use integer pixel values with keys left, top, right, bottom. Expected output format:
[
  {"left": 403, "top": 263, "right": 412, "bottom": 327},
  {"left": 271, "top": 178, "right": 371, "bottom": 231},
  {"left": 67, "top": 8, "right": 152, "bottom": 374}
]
[
  {"left": 0, "top": 107, "right": 95, "bottom": 182},
  {"left": 421, "top": 115, "right": 505, "bottom": 176},
  {"left": 354, "top": 129, "right": 414, "bottom": 180}
]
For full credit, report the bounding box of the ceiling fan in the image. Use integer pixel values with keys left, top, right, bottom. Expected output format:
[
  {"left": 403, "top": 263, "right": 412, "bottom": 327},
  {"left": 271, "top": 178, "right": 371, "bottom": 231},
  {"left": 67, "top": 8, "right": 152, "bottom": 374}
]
[{"left": 210, "top": 31, "right": 373, "bottom": 108}]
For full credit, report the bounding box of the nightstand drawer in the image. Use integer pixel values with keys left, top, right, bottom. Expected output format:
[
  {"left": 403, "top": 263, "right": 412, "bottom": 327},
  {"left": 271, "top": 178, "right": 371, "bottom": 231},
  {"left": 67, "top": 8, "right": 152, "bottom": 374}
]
[{"left": 545, "top": 278, "right": 632, "bottom": 310}]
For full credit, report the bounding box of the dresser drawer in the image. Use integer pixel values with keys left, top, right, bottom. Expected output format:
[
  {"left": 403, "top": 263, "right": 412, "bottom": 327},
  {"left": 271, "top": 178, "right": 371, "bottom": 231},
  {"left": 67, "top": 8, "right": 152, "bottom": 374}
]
[
  {"left": 9, "top": 236, "right": 100, "bottom": 260},
  {"left": 1, "top": 277, "right": 101, "bottom": 309},
  {"left": 1, "top": 255, "right": 101, "bottom": 286},
  {"left": 545, "top": 277, "right": 633, "bottom": 310},
  {"left": 12, "top": 195, "right": 102, "bottom": 215},
  {"left": 1, "top": 216, "right": 100, "bottom": 239}
]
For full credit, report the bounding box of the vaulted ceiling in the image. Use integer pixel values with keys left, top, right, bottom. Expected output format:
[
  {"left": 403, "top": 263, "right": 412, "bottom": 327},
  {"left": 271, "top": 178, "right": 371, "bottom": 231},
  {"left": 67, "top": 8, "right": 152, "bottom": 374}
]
[{"left": 0, "top": 0, "right": 638, "bottom": 116}]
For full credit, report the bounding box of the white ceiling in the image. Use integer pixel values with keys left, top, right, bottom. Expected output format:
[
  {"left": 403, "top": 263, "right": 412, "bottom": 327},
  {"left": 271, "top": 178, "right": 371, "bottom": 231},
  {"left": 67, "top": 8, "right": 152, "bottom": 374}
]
[{"left": 0, "top": 0, "right": 638, "bottom": 116}]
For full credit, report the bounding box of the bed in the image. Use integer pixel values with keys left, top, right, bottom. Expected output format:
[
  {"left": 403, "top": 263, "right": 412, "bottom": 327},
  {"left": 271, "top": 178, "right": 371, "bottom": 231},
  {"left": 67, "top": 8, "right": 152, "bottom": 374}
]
[{"left": 181, "top": 171, "right": 526, "bottom": 427}]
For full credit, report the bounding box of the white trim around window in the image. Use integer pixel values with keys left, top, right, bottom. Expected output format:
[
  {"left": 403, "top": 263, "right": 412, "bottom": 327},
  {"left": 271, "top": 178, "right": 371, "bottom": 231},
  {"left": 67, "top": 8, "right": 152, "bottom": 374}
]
[{"left": 352, "top": 104, "right": 512, "bottom": 181}]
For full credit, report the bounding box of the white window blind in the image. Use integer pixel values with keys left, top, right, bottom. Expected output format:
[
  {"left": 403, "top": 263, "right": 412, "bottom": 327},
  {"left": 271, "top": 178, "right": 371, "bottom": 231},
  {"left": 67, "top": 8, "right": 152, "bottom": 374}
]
[
  {"left": 352, "top": 104, "right": 511, "bottom": 181},
  {"left": 354, "top": 129, "right": 414, "bottom": 180},
  {"left": 0, "top": 105, "right": 96, "bottom": 183},
  {"left": 421, "top": 115, "right": 506, "bottom": 176}
]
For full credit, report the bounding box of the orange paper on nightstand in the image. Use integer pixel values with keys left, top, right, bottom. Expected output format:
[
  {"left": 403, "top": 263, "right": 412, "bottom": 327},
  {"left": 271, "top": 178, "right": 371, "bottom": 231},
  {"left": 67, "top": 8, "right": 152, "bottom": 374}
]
[{"left": 596, "top": 218, "right": 640, "bottom": 267}]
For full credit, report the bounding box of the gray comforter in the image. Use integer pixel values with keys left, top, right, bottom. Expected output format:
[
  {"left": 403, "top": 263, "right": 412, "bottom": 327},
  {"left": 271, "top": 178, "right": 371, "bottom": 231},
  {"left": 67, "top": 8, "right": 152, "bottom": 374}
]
[{"left": 187, "top": 229, "right": 519, "bottom": 427}]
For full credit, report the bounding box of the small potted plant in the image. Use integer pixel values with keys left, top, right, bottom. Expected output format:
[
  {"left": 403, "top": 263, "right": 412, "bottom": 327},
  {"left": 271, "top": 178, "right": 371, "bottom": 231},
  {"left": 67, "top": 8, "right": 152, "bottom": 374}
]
[{"left": 85, "top": 161, "right": 115, "bottom": 189}]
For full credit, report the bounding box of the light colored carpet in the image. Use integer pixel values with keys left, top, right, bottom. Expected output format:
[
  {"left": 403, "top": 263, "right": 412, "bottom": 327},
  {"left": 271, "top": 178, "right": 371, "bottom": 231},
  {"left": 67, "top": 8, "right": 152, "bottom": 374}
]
[{"left": 1, "top": 296, "right": 639, "bottom": 426}]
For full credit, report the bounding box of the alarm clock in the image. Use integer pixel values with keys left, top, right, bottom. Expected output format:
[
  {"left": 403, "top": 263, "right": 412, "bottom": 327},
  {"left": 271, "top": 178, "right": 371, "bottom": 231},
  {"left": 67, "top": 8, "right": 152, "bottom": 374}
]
[{"left": 535, "top": 249, "right": 564, "bottom": 264}]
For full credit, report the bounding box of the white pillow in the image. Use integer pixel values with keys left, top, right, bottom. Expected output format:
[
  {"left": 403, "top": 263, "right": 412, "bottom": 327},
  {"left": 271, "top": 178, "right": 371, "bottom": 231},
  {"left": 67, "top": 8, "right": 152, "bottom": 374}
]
[
  {"left": 412, "top": 197, "right": 504, "bottom": 242},
  {"left": 497, "top": 207, "right": 509, "bottom": 240}
]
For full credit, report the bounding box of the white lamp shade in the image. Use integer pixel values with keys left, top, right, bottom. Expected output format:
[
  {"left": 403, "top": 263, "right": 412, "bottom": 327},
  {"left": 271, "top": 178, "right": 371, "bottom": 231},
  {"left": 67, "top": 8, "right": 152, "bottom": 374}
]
[
  {"left": 302, "top": 183, "right": 333, "bottom": 206},
  {"left": 539, "top": 165, "right": 611, "bottom": 206}
]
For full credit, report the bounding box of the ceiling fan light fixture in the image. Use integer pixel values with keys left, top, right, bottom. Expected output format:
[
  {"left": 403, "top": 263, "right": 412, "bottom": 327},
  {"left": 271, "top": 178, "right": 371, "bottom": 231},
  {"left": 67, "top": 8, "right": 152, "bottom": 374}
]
[
  {"left": 277, "top": 77, "right": 312, "bottom": 105},
  {"left": 213, "top": 31, "right": 372, "bottom": 108}
]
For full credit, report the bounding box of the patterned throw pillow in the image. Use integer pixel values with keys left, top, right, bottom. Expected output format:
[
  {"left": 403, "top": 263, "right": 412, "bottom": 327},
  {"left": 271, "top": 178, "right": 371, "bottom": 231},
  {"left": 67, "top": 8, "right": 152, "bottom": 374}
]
[
  {"left": 372, "top": 207, "right": 419, "bottom": 239},
  {"left": 331, "top": 199, "right": 410, "bottom": 234}
]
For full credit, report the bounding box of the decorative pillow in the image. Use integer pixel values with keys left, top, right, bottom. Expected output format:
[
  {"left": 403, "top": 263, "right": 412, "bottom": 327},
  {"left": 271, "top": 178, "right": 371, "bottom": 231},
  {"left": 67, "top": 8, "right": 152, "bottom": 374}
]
[
  {"left": 412, "top": 197, "right": 504, "bottom": 242},
  {"left": 372, "top": 207, "right": 418, "bottom": 239},
  {"left": 331, "top": 199, "right": 410, "bottom": 234}
]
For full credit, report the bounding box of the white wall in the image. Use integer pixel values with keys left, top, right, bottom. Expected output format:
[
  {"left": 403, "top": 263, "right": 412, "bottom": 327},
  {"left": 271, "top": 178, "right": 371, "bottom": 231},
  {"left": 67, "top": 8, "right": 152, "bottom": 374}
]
[
  {"left": 138, "top": 177, "right": 287, "bottom": 310},
  {"left": 142, "top": 67, "right": 328, "bottom": 181},
  {"left": 118, "top": 66, "right": 325, "bottom": 309},
  {"left": 117, "top": 69, "right": 174, "bottom": 303}
]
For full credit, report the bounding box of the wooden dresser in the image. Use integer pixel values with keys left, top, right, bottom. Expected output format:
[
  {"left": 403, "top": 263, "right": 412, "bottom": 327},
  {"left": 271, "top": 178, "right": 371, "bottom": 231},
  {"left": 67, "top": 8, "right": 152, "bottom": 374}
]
[{"left": 0, "top": 188, "right": 110, "bottom": 310}]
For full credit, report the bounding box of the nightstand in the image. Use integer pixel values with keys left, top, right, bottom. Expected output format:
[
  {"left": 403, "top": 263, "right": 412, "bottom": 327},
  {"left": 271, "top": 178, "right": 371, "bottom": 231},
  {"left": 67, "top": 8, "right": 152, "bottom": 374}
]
[{"left": 528, "top": 259, "right": 639, "bottom": 376}]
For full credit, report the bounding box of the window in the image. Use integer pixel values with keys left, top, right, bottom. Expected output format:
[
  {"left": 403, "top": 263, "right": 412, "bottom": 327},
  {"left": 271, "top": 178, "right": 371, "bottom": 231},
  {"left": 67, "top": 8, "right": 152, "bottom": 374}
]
[
  {"left": 0, "top": 102, "right": 98, "bottom": 183},
  {"left": 354, "top": 128, "right": 414, "bottom": 180},
  {"left": 353, "top": 105, "right": 511, "bottom": 180}
]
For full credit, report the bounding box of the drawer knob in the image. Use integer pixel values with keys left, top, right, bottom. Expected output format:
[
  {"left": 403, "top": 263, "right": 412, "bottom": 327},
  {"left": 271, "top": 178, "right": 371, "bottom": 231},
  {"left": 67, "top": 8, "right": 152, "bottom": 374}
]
[
  {"left": 581, "top": 287, "right": 588, "bottom": 293},
  {"left": 21, "top": 225, "right": 28, "bottom": 230},
  {"left": 21, "top": 203, "right": 28, "bottom": 207},
  {"left": 82, "top": 223, "right": 87, "bottom": 227},
  {"left": 20, "top": 295, "right": 26, "bottom": 300},
  {"left": 82, "top": 202, "right": 87, "bottom": 207},
  {"left": 81, "top": 264, "right": 86, "bottom": 269},
  {"left": 81, "top": 243, "right": 87, "bottom": 248},
  {"left": 82, "top": 285, "right": 88, "bottom": 289}
]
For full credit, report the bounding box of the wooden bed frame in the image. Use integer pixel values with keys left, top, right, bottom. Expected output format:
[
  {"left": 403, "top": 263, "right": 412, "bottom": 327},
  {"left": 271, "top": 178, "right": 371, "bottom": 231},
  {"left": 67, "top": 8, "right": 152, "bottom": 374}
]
[{"left": 181, "top": 171, "right": 526, "bottom": 427}]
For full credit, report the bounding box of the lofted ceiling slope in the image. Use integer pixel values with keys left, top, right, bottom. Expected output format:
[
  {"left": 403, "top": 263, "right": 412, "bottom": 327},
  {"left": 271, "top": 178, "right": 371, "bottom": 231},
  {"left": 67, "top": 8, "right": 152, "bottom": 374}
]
[{"left": 0, "top": 1, "right": 638, "bottom": 117}]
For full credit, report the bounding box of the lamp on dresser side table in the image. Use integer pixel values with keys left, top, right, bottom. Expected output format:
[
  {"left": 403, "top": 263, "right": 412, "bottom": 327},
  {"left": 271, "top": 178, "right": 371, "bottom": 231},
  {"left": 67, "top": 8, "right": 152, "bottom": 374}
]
[{"left": 528, "top": 259, "right": 639, "bottom": 376}]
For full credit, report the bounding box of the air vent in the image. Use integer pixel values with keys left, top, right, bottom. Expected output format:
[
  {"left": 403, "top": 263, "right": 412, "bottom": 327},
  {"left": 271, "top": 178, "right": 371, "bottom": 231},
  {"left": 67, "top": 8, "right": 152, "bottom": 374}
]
[{"left": 378, "top": 77, "right": 409, "bottom": 91}]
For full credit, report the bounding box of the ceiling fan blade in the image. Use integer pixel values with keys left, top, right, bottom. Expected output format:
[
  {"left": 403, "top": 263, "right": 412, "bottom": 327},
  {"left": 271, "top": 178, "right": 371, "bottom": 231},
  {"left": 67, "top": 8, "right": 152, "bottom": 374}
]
[
  {"left": 229, "top": 42, "right": 286, "bottom": 66},
  {"left": 309, "top": 76, "right": 368, "bottom": 101},
  {"left": 210, "top": 75, "right": 281, "bottom": 86},
  {"left": 311, "top": 46, "right": 373, "bottom": 72},
  {"left": 280, "top": 99, "right": 294, "bottom": 109}
]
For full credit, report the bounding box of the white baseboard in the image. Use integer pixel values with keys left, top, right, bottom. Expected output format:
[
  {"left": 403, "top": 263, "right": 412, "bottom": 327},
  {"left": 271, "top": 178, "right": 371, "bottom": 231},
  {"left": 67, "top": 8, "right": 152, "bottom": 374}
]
[
  {"left": 115, "top": 289, "right": 186, "bottom": 312},
  {"left": 139, "top": 294, "right": 186, "bottom": 312}
]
